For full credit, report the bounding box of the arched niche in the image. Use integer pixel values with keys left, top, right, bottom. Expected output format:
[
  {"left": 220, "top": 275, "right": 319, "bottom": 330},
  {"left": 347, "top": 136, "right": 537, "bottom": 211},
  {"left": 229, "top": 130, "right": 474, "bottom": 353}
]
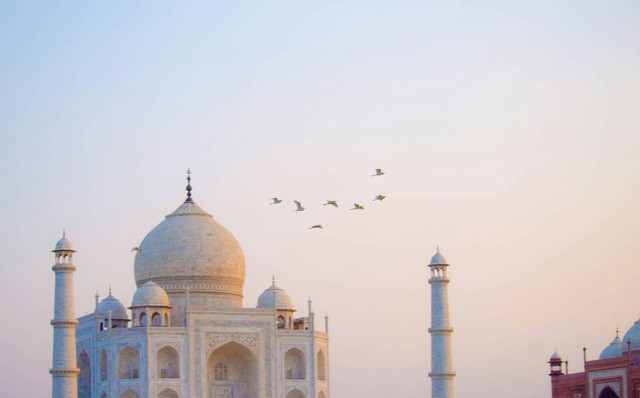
[
  {"left": 316, "top": 350, "right": 326, "bottom": 381},
  {"left": 157, "top": 345, "right": 180, "bottom": 378},
  {"left": 600, "top": 387, "right": 619, "bottom": 398},
  {"left": 286, "top": 389, "right": 305, "bottom": 398},
  {"left": 318, "top": 391, "right": 326, "bottom": 398},
  {"left": 120, "top": 389, "right": 139, "bottom": 398},
  {"left": 100, "top": 349, "right": 107, "bottom": 381},
  {"left": 152, "top": 312, "right": 162, "bottom": 326},
  {"left": 207, "top": 341, "right": 258, "bottom": 398},
  {"left": 284, "top": 348, "right": 306, "bottom": 380},
  {"left": 101, "top": 392, "right": 107, "bottom": 398},
  {"left": 77, "top": 350, "right": 91, "bottom": 398},
  {"left": 118, "top": 346, "right": 140, "bottom": 379},
  {"left": 158, "top": 388, "right": 179, "bottom": 398}
]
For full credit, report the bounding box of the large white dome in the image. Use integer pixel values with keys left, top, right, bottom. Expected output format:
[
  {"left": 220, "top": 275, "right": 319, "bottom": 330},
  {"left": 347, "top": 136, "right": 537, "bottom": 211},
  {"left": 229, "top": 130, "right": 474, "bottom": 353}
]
[{"left": 133, "top": 199, "right": 245, "bottom": 302}]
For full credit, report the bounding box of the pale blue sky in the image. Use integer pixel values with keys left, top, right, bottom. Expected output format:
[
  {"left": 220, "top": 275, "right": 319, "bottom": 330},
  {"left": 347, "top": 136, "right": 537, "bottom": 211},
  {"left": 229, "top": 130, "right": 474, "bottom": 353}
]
[{"left": 1, "top": 2, "right": 639, "bottom": 397}]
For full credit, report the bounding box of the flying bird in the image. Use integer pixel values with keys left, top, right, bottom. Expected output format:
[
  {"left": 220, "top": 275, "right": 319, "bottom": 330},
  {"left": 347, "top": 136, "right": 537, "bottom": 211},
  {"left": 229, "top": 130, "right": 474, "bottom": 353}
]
[
  {"left": 372, "top": 168, "right": 385, "bottom": 177},
  {"left": 270, "top": 197, "right": 283, "bottom": 205},
  {"left": 131, "top": 247, "right": 141, "bottom": 253},
  {"left": 373, "top": 195, "right": 386, "bottom": 201},
  {"left": 309, "top": 225, "right": 323, "bottom": 229},
  {"left": 323, "top": 200, "right": 338, "bottom": 207},
  {"left": 350, "top": 203, "right": 364, "bottom": 210},
  {"left": 293, "top": 200, "right": 305, "bottom": 213}
]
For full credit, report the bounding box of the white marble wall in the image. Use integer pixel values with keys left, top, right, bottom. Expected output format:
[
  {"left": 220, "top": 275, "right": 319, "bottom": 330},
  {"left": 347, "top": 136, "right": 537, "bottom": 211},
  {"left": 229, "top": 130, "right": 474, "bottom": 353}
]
[{"left": 77, "top": 307, "right": 329, "bottom": 398}]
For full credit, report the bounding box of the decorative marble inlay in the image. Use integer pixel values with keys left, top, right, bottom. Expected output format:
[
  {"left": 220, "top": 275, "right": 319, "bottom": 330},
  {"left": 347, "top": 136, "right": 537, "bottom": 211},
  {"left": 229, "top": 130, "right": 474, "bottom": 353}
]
[{"left": 206, "top": 333, "right": 260, "bottom": 356}]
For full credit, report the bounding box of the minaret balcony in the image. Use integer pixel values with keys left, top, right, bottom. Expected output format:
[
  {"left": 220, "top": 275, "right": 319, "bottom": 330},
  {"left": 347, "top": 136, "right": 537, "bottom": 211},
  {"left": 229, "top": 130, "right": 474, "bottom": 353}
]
[
  {"left": 428, "top": 327, "right": 454, "bottom": 334},
  {"left": 428, "top": 371, "right": 457, "bottom": 378},
  {"left": 428, "top": 276, "right": 450, "bottom": 284}
]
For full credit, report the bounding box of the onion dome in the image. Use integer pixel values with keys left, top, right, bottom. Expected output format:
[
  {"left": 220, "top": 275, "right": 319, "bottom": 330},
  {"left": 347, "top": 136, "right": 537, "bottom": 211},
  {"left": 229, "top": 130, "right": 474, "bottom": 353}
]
[
  {"left": 257, "top": 282, "right": 293, "bottom": 310},
  {"left": 600, "top": 329, "right": 622, "bottom": 359},
  {"left": 622, "top": 319, "right": 640, "bottom": 352},
  {"left": 53, "top": 231, "right": 74, "bottom": 252},
  {"left": 96, "top": 295, "right": 128, "bottom": 320},
  {"left": 133, "top": 173, "right": 245, "bottom": 305},
  {"left": 131, "top": 281, "right": 171, "bottom": 308},
  {"left": 430, "top": 246, "right": 448, "bottom": 265},
  {"left": 550, "top": 351, "right": 561, "bottom": 360}
]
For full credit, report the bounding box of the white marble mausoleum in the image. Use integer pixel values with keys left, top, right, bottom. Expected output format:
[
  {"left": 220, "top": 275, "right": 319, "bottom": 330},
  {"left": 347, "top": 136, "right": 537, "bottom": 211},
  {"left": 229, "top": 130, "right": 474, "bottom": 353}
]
[{"left": 49, "top": 176, "right": 330, "bottom": 398}]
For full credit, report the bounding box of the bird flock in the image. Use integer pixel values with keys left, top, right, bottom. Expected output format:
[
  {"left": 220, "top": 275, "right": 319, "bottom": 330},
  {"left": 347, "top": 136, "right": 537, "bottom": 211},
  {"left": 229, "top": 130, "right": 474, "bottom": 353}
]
[{"left": 269, "top": 168, "right": 387, "bottom": 230}]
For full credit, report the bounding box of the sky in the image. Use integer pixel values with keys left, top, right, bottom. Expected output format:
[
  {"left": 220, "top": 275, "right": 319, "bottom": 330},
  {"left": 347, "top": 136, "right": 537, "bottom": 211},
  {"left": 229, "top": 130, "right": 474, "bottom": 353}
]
[{"left": 1, "top": 1, "right": 639, "bottom": 397}]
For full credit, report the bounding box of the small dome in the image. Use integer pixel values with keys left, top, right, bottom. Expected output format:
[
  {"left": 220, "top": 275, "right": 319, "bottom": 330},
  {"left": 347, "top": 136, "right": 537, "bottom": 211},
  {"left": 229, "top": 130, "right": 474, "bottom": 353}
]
[
  {"left": 96, "top": 295, "right": 128, "bottom": 320},
  {"left": 53, "top": 235, "right": 74, "bottom": 252},
  {"left": 131, "top": 281, "right": 171, "bottom": 308},
  {"left": 257, "top": 283, "right": 293, "bottom": 310},
  {"left": 600, "top": 331, "right": 622, "bottom": 359},
  {"left": 550, "top": 351, "right": 561, "bottom": 360},
  {"left": 430, "top": 247, "right": 448, "bottom": 265},
  {"left": 622, "top": 319, "right": 640, "bottom": 352}
]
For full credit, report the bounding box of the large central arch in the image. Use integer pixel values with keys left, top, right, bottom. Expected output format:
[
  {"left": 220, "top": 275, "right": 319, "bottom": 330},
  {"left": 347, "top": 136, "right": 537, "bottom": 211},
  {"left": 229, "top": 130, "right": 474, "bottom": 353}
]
[{"left": 207, "top": 341, "right": 258, "bottom": 398}]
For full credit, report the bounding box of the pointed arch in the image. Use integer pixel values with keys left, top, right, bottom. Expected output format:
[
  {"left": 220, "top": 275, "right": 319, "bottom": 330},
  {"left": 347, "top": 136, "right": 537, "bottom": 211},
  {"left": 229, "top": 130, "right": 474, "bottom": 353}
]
[
  {"left": 100, "top": 349, "right": 107, "bottom": 381},
  {"left": 118, "top": 346, "right": 140, "bottom": 379},
  {"left": 158, "top": 388, "right": 179, "bottom": 398},
  {"left": 120, "top": 389, "right": 140, "bottom": 398},
  {"left": 317, "top": 349, "right": 326, "bottom": 381},
  {"left": 77, "top": 349, "right": 91, "bottom": 398},
  {"left": 284, "top": 348, "right": 306, "bottom": 380},
  {"left": 318, "top": 392, "right": 326, "bottom": 398},
  {"left": 157, "top": 345, "right": 180, "bottom": 378},
  {"left": 286, "top": 389, "right": 305, "bottom": 398},
  {"left": 101, "top": 392, "right": 107, "bottom": 398},
  {"left": 152, "top": 312, "right": 162, "bottom": 326},
  {"left": 600, "top": 387, "right": 619, "bottom": 398},
  {"left": 207, "top": 341, "right": 258, "bottom": 398}
]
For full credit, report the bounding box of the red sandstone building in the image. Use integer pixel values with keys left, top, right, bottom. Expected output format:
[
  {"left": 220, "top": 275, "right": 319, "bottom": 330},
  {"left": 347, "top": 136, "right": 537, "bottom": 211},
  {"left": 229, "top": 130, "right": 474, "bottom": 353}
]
[{"left": 549, "top": 324, "right": 640, "bottom": 398}]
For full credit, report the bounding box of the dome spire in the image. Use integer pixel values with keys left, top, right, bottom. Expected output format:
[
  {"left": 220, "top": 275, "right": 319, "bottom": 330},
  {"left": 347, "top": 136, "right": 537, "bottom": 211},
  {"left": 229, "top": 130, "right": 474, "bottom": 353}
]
[{"left": 185, "top": 168, "right": 193, "bottom": 202}]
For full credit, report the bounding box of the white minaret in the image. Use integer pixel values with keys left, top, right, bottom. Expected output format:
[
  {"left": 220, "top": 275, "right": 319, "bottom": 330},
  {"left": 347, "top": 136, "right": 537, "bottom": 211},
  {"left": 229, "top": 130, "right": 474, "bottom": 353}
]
[
  {"left": 50, "top": 232, "right": 79, "bottom": 398},
  {"left": 428, "top": 247, "right": 455, "bottom": 398}
]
